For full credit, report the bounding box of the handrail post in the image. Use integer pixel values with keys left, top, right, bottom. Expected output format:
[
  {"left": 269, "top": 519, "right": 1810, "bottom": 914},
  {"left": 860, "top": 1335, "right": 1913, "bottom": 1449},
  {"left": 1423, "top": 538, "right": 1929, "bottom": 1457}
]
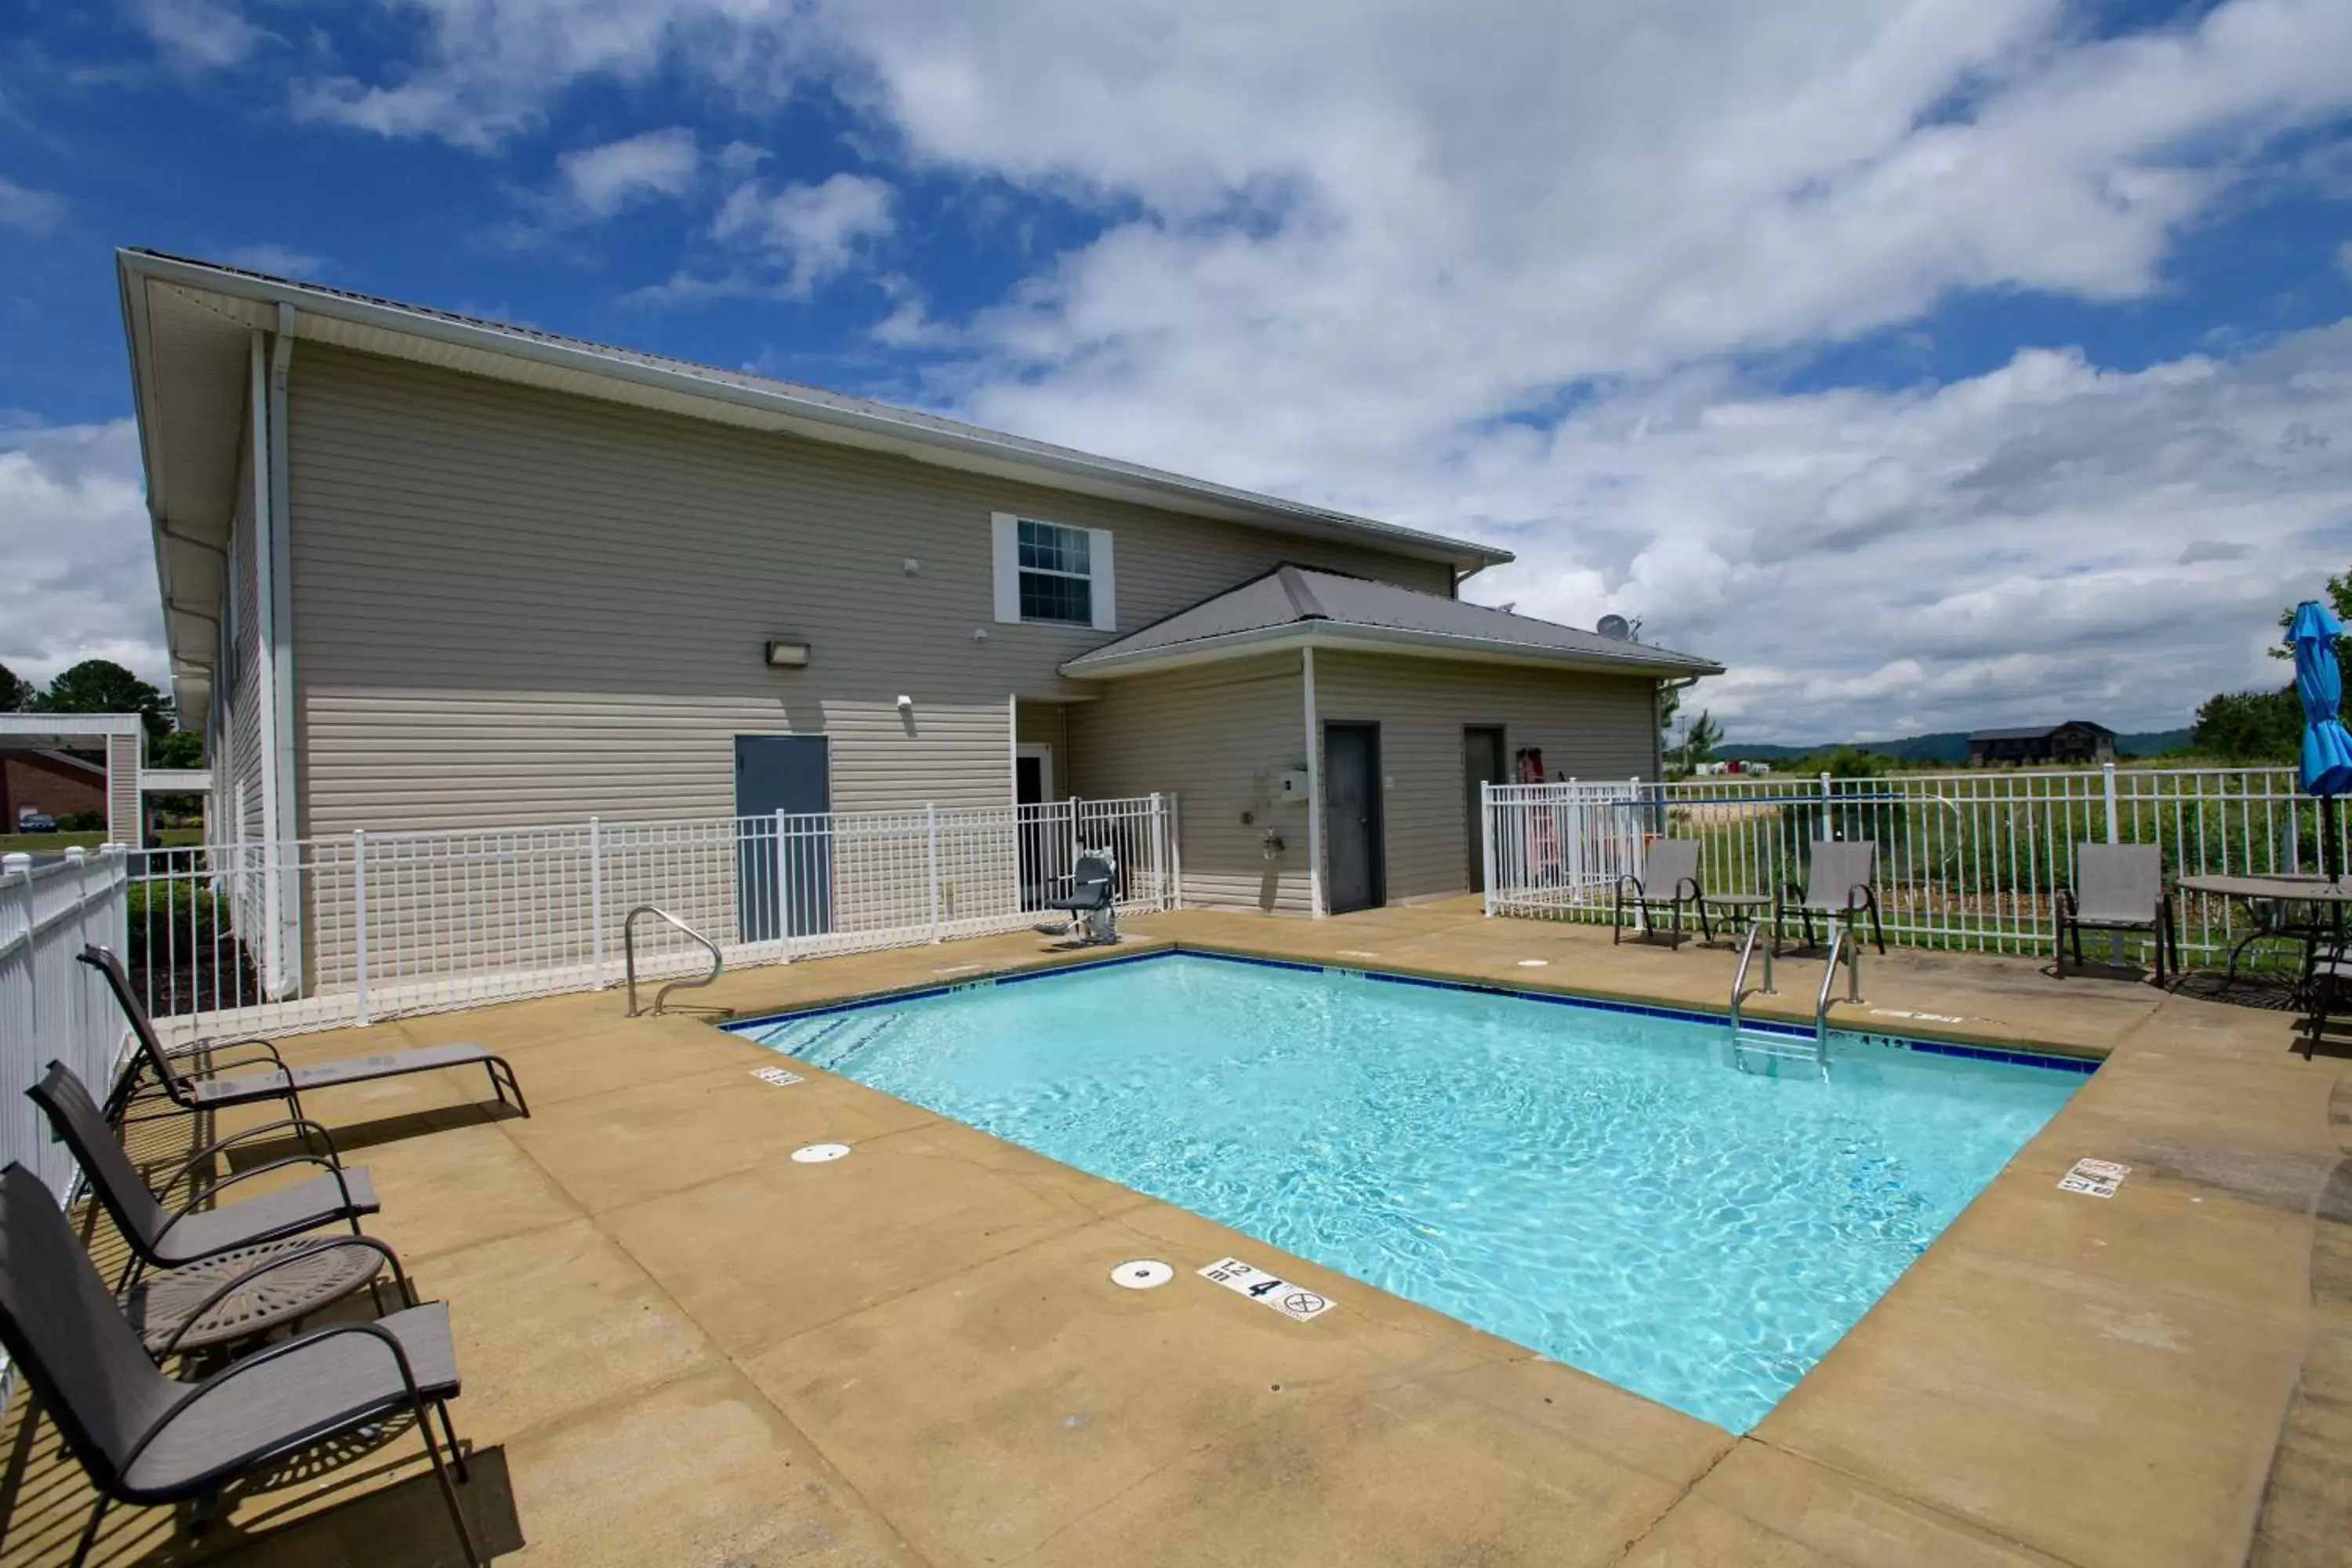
[
  {"left": 589, "top": 816, "right": 605, "bottom": 989},
  {"left": 352, "top": 829, "right": 369, "bottom": 1027},
  {"left": 927, "top": 803, "right": 942, "bottom": 943},
  {"left": 772, "top": 808, "right": 788, "bottom": 953}
]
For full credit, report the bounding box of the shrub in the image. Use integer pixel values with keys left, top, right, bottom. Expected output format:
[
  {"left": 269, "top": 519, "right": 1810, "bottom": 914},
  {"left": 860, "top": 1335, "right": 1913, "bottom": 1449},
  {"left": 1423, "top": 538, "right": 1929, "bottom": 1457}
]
[{"left": 57, "top": 810, "right": 103, "bottom": 832}]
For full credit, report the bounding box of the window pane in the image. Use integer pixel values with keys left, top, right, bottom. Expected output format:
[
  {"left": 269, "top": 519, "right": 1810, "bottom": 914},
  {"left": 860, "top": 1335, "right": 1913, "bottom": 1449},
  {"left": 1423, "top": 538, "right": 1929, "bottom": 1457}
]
[
  {"left": 1020, "top": 570, "right": 1093, "bottom": 625},
  {"left": 1018, "top": 519, "right": 1089, "bottom": 575}
]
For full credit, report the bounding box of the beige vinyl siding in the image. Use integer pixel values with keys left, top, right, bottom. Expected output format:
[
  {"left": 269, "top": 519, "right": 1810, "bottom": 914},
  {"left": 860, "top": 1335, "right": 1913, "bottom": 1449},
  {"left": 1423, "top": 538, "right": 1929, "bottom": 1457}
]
[
  {"left": 1313, "top": 651, "right": 1659, "bottom": 903},
  {"left": 1068, "top": 655, "right": 1312, "bottom": 913},
  {"left": 286, "top": 346, "right": 1452, "bottom": 835}
]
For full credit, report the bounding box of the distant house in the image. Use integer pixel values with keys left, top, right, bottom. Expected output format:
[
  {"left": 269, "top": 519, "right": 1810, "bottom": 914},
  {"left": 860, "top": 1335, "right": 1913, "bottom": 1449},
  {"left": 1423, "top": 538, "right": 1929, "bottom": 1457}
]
[
  {"left": 1, "top": 750, "right": 107, "bottom": 829},
  {"left": 1966, "top": 721, "right": 2117, "bottom": 768}
]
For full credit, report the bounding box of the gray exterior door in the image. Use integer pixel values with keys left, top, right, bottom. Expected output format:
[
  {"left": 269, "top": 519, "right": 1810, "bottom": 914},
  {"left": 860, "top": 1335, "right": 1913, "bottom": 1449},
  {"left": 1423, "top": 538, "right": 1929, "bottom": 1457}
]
[
  {"left": 735, "top": 735, "right": 830, "bottom": 941},
  {"left": 1464, "top": 726, "right": 1506, "bottom": 893},
  {"left": 1323, "top": 723, "right": 1384, "bottom": 914}
]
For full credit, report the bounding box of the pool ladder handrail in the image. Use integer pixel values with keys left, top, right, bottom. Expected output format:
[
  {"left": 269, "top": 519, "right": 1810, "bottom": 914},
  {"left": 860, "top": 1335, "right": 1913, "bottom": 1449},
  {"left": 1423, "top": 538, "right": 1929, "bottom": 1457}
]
[
  {"left": 624, "top": 905, "right": 724, "bottom": 1017},
  {"left": 1728, "top": 921, "right": 1775, "bottom": 1036},
  {"left": 1813, "top": 923, "right": 1861, "bottom": 1051}
]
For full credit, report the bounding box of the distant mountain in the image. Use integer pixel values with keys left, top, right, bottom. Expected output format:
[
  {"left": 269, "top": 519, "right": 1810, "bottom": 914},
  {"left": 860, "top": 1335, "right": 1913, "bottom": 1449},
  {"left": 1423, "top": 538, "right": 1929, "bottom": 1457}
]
[{"left": 1719, "top": 727, "right": 2194, "bottom": 763}]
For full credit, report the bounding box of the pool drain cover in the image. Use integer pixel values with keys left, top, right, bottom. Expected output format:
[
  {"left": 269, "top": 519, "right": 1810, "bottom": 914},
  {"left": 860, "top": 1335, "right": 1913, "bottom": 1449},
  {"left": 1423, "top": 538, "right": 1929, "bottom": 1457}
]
[
  {"left": 1111, "top": 1259, "right": 1174, "bottom": 1290},
  {"left": 790, "top": 1142, "right": 852, "bottom": 1163}
]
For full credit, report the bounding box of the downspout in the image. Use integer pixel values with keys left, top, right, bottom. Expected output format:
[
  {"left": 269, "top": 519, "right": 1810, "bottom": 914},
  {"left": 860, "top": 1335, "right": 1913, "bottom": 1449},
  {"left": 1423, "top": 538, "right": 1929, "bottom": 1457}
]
[
  {"left": 246, "top": 332, "right": 285, "bottom": 995},
  {"left": 1303, "top": 645, "right": 1324, "bottom": 918}
]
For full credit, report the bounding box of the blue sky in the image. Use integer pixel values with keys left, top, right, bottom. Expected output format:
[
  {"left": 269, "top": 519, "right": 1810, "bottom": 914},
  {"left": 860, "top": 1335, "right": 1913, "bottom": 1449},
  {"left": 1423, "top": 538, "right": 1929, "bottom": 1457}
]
[{"left": 3, "top": 0, "right": 2350, "bottom": 742}]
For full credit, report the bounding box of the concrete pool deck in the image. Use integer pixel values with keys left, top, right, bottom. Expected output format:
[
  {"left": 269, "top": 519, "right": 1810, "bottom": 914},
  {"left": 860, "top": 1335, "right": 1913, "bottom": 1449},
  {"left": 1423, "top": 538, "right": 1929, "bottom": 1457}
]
[{"left": 3, "top": 898, "right": 2342, "bottom": 1566}]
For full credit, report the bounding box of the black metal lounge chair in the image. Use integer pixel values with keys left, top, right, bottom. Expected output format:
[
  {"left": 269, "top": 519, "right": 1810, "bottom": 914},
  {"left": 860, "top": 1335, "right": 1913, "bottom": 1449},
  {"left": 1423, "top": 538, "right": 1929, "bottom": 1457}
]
[
  {"left": 79, "top": 944, "right": 529, "bottom": 1125},
  {"left": 29, "top": 1062, "right": 411, "bottom": 1355},
  {"left": 2056, "top": 843, "right": 2177, "bottom": 985},
  {"left": 0, "top": 1163, "right": 481, "bottom": 1567},
  {"left": 1042, "top": 851, "right": 1120, "bottom": 945},
  {"left": 1778, "top": 840, "right": 1886, "bottom": 955},
  {"left": 1614, "top": 839, "right": 1704, "bottom": 946}
]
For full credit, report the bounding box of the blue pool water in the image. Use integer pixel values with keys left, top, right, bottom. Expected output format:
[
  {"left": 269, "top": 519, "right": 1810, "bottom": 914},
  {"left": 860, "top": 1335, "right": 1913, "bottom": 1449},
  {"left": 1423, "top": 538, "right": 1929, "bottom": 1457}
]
[{"left": 739, "top": 954, "right": 2082, "bottom": 1430}]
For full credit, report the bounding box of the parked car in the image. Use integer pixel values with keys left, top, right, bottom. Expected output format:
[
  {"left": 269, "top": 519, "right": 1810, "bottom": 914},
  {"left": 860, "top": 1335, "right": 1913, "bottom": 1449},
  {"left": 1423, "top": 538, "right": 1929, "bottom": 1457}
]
[{"left": 14, "top": 808, "right": 56, "bottom": 833}]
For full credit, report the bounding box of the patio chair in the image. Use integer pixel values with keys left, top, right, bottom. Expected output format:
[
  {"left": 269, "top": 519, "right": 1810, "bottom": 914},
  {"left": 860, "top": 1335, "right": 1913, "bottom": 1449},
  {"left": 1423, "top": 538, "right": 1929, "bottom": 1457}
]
[
  {"left": 0, "top": 1163, "right": 481, "bottom": 1568},
  {"left": 1614, "top": 839, "right": 1704, "bottom": 946},
  {"left": 1778, "top": 840, "right": 1886, "bottom": 955},
  {"left": 2056, "top": 843, "right": 2177, "bottom": 986},
  {"left": 1041, "top": 850, "right": 1120, "bottom": 945},
  {"left": 29, "top": 1062, "right": 412, "bottom": 1355},
  {"left": 79, "top": 944, "right": 531, "bottom": 1125}
]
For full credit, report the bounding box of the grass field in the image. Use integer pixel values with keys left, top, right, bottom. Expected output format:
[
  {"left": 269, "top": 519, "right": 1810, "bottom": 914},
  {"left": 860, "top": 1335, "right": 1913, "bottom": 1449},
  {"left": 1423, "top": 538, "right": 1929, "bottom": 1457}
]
[{"left": 0, "top": 828, "right": 202, "bottom": 857}]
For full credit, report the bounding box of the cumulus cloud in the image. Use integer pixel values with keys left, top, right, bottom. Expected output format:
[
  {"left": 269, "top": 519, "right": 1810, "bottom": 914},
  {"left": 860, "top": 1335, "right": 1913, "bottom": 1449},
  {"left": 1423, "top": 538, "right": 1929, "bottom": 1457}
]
[
  {"left": 701, "top": 171, "right": 895, "bottom": 296},
  {"left": 556, "top": 127, "right": 700, "bottom": 218},
  {"left": 229, "top": 0, "right": 2352, "bottom": 733},
  {"left": 0, "top": 421, "right": 166, "bottom": 688}
]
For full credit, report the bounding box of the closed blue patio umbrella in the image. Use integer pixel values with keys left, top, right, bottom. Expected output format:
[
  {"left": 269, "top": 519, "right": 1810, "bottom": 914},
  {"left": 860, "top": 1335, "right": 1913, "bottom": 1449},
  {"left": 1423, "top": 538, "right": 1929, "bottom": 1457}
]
[{"left": 2288, "top": 600, "right": 2352, "bottom": 880}]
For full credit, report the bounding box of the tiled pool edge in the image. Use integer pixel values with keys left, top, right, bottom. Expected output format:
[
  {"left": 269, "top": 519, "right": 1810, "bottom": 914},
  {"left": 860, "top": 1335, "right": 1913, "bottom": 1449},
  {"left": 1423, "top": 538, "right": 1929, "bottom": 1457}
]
[{"left": 722, "top": 942, "right": 2101, "bottom": 1076}]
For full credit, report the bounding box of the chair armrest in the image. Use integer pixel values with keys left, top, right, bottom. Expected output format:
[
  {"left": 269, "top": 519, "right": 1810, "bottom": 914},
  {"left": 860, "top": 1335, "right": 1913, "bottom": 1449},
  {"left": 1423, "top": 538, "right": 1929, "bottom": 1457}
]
[
  {"left": 157, "top": 1117, "right": 345, "bottom": 1195},
  {"left": 155, "top": 1154, "right": 360, "bottom": 1243},
  {"left": 2055, "top": 886, "right": 2078, "bottom": 920},
  {"left": 1675, "top": 877, "right": 1701, "bottom": 902},
  {"left": 151, "top": 1234, "right": 410, "bottom": 1359},
  {"left": 1616, "top": 873, "right": 1644, "bottom": 899}
]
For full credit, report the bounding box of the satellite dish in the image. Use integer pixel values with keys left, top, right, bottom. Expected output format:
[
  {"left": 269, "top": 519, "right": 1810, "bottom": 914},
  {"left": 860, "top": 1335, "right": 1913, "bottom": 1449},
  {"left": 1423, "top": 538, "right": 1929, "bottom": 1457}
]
[{"left": 1596, "top": 614, "right": 1634, "bottom": 641}]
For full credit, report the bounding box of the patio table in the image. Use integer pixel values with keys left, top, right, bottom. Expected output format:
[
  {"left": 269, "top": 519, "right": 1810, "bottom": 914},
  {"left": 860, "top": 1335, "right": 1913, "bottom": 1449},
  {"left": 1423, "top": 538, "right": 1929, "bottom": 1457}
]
[
  {"left": 1698, "top": 892, "right": 1772, "bottom": 946},
  {"left": 2176, "top": 873, "right": 2352, "bottom": 993}
]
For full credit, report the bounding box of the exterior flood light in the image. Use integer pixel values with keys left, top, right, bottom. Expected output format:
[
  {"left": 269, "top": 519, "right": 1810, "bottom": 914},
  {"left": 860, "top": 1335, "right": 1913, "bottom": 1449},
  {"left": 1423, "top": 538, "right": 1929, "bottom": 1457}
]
[{"left": 764, "top": 640, "right": 811, "bottom": 669}]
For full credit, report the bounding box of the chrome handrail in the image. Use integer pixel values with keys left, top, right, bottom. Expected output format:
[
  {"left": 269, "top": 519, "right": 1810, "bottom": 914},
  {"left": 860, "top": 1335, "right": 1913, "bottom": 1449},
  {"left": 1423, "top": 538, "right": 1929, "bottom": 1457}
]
[
  {"left": 624, "top": 905, "right": 724, "bottom": 1016},
  {"left": 1729, "top": 921, "right": 1774, "bottom": 1036},
  {"left": 1814, "top": 923, "right": 1860, "bottom": 1049}
]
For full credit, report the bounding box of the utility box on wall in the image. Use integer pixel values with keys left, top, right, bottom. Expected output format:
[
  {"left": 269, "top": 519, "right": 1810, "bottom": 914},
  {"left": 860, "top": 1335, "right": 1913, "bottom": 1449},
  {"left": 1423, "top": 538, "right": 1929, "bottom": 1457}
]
[{"left": 1275, "top": 768, "right": 1312, "bottom": 804}]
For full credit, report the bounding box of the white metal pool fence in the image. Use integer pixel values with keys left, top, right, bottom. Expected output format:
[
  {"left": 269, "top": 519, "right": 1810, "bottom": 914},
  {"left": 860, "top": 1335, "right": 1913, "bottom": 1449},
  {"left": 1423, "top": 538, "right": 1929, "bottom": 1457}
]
[
  {"left": 118, "top": 794, "right": 1179, "bottom": 1040},
  {"left": 0, "top": 847, "right": 130, "bottom": 1199},
  {"left": 1483, "top": 765, "right": 2337, "bottom": 964}
]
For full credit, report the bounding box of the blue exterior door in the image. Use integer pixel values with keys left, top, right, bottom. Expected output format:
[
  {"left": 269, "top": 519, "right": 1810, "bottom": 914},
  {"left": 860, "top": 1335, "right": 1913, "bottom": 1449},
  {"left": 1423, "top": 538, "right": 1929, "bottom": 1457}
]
[{"left": 735, "top": 735, "right": 830, "bottom": 941}]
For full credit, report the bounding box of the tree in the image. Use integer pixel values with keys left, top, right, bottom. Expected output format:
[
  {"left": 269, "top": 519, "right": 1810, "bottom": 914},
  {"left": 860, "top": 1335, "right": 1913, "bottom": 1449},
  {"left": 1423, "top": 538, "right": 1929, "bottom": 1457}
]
[
  {"left": 1677, "top": 709, "right": 1723, "bottom": 772},
  {"left": 0, "top": 662, "right": 27, "bottom": 712},
  {"left": 149, "top": 728, "right": 205, "bottom": 768},
  {"left": 2190, "top": 688, "right": 2299, "bottom": 763},
  {"left": 29, "top": 659, "right": 173, "bottom": 739}
]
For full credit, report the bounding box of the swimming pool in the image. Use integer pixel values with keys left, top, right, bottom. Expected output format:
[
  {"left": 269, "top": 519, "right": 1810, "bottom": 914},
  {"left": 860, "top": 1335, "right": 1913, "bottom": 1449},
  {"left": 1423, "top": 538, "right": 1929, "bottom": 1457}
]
[{"left": 735, "top": 953, "right": 2084, "bottom": 1431}]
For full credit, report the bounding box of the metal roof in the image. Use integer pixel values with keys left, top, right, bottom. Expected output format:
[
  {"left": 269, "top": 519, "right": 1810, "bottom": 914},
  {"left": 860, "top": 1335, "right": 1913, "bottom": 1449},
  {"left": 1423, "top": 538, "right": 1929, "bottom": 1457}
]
[
  {"left": 1061, "top": 565, "right": 1722, "bottom": 679},
  {"left": 1967, "top": 721, "right": 2117, "bottom": 742}
]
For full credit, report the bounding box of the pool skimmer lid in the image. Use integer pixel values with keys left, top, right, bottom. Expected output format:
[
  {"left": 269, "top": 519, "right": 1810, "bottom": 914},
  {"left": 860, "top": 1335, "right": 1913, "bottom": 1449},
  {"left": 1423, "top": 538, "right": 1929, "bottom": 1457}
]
[
  {"left": 1110, "top": 1259, "right": 1174, "bottom": 1290},
  {"left": 790, "top": 1142, "right": 853, "bottom": 1163}
]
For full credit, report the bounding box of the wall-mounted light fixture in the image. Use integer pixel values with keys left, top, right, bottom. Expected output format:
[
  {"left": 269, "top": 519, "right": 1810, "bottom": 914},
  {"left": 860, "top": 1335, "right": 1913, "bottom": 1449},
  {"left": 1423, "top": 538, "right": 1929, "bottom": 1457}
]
[{"left": 764, "top": 639, "right": 812, "bottom": 669}]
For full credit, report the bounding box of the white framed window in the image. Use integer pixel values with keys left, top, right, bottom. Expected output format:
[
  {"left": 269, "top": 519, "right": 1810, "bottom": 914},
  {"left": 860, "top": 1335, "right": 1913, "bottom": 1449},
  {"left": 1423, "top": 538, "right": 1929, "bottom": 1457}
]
[{"left": 992, "top": 513, "right": 1116, "bottom": 630}]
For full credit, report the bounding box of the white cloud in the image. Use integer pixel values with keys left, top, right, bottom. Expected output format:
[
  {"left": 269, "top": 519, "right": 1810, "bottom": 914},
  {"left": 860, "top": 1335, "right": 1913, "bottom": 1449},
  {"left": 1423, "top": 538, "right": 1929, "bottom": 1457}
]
[
  {"left": 2336, "top": 238, "right": 2352, "bottom": 281},
  {"left": 556, "top": 127, "right": 700, "bottom": 218},
  {"left": 0, "top": 421, "right": 167, "bottom": 690},
  {"left": 257, "top": 0, "right": 2352, "bottom": 735},
  {"left": 134, "top": 0, "right": 261, "bottom": 69},
  {"left": 0, "top": 175, "right": 65, "bottom": 233},
  {"left": 705, "top": 171, "right": 895, "bottom": 296},
  {"left": 217, "top": 243, "right": 327, "bottom": 278}
]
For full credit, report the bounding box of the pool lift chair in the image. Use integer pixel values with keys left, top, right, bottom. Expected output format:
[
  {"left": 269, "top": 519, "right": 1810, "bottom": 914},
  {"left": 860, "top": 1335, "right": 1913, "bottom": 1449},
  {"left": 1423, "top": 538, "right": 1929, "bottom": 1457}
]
[{"left": 1040, "top": 848, "right": 1120, "bottom": 945}]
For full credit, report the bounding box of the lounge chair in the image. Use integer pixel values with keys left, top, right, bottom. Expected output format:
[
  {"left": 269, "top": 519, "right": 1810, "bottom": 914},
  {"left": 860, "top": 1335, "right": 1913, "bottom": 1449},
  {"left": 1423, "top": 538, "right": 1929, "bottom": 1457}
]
[
  {"left": 0, "top": 1163, "right": 481, "bottom": 1567},
  {"left": 79, "top": 945, "right": 530, "bottom": 1125},
  {"left": 30, "top": 1062, "right": 411, "bottom": 1355},
  {"left": 1778, "top": 840, "right": 1886, "bottom": 955},
  {"left": 1614, "top": 839, "right": 1703, "bottom": 946},
  {"left": 1042, "top": 850, "right": 1120, "bottom": 944},
  {"left": 2056, "top": 843, "right": 2177, "bottom": 986}
]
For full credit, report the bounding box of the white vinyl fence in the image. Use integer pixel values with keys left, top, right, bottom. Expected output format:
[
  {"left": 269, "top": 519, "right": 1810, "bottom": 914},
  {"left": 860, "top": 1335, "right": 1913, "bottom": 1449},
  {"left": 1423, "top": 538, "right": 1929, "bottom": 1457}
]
[
  {"left": 125, "top": 794, "right": 1178, "bottom": 1041},
  {"left": 1484, "top": 765, "right": 2336, "bottom": 965},
  {"left": 0, "top": 847, "right": 129, "bottom": 1199}
]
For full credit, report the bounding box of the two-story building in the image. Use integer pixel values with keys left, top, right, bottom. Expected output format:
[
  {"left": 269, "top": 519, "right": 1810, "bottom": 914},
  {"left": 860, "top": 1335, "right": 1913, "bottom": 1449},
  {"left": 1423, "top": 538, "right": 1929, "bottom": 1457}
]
[
  {"left": 120, "top": 249, "right": 1718, "bottom": 919},
  {"left": 1965, "top": 722, "right": 2118, "bottom": 768}
]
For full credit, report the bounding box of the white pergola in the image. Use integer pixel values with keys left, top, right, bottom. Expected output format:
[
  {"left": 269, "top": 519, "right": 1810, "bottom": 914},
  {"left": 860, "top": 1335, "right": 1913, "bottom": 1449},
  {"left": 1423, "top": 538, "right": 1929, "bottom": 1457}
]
[{"left": 0, "top": 713, "right": 209, "bottom": 842}]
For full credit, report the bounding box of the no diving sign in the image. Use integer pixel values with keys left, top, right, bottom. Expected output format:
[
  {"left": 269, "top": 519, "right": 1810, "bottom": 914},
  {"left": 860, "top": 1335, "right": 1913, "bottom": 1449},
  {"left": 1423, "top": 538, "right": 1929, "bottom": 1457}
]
[
  {"left": 2059, "top": 1157, "right": 2129, "bottom": 1198},
  {"left": 1198, "top": 1257, "right": 1334, "bottom": 1323}
]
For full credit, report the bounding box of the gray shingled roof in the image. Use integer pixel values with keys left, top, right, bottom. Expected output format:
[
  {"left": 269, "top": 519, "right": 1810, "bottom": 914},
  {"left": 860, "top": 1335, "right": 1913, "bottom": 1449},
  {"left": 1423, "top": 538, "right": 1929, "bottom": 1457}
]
[
  {"left": 1967, "top": 721, "right": 2116, "bottom": 742},
  {"left": 1062, "top": 566, "right": 1721, "bottom": 678}
]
